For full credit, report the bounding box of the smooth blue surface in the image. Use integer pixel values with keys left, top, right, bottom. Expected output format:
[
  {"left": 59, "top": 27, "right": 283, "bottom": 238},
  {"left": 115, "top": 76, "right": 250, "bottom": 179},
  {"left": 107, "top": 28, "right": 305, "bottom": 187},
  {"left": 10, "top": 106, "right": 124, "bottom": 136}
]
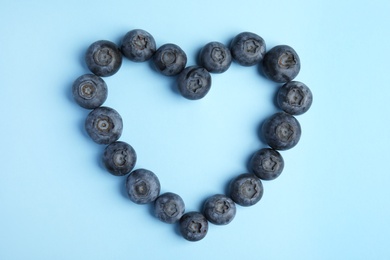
[{"left": 1, "top": 0, "right": 390, "bottom": 259}]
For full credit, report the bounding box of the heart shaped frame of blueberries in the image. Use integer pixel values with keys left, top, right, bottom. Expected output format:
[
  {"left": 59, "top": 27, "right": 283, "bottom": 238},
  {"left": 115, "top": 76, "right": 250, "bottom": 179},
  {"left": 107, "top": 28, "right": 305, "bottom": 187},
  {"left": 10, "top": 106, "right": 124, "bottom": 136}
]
[{"left": 71, "top": 29, "right": 313, "bottom": 242}]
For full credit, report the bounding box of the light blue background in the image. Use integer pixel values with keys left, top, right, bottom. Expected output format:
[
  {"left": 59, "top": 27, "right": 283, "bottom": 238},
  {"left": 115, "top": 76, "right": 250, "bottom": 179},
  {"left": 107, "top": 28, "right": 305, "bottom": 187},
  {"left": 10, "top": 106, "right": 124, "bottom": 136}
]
[{"left": 1, "top": 0, "right": 389, "bottom": 259}]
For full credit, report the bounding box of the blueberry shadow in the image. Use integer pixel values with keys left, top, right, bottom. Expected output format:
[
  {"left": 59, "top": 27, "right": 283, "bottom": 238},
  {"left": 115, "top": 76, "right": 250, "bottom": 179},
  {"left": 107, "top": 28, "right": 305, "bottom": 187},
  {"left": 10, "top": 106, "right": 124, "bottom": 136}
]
[
  {"left": 257, "top": 119, "right": 268, "bottom": 145},
  {"left": 245, "top": 150, "right": 256, "bottom": 174},
  {"left": 194, "top": 46, "right": 203, "bottom": 66},
  {"left": 272, "top": 83, "right": 285, "bottom": 108},
  {"left": 65, "top": 79, "right": 76, "bottom": 105},
  {"left": 78, "top": 113, "right": 90, "bottom": 140},
  {"left": 148, "top": 58, "right": 158, "bottom": 74},
  {"left": 77, "top": 113, "right": 108, "bottom": 175},
  {"left": 78, "top": 45, "right": 89, "bottom": 71},
  {"left": 169, "top": 76, "right": 181, "bottom": 96},
  {"left": 147, "top": 200, "right": 157, "bottom": 220},
  {"left": 95, "top": 147, "right": 107, "bottom": 173},
  {"left": 119, "top": 176, "right": 130, "bottom": 200},
  {"left": 173, "top": 221, "right": 182, "bottom": 238},
  {"left": 223, "top": 176, "right": 233, "bottom": 196},
  {"left": 273, "top": 88, "right": 280, "bottom": 108},
  {"left": 257, "top": 61, "right": 267, "bottom": 79},
  {"left": 147, "top": 58, "right": 183, "bottom": 97},
  {"left": 96, "top": 149, "right": 105, "bottom": 174},
  {"left": 113, "top": 34, "right": 124, "bottom": 47}
]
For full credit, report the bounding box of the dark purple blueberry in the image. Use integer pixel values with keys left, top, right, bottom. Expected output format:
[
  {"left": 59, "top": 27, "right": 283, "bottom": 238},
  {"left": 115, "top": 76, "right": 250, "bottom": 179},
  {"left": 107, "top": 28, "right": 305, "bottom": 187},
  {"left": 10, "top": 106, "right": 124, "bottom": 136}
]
[
  {"left": 202, "top": 194, "right": 236, "bottom": 225},
  {"left": 85, "top": 106, "right": 123, "bottom": 145},
  {"left": 154, "top": 192, "right": 185, "bottom": 224},
  {"left": 277, "top": 81, "right": 313, "bottom": 115},
  {"left": 262, "top": 112, "right": 301, "bottom": 150},
  {"left": 262, "top": 45, "right": 300, "bottom": 83},
  {"left": 229, "top": 173, "right": 263, "bottom": 207},
  {"left": 85, "top": 40, "right": 122, "bottom": 77},
  {"left": 152, "top": 43, "right": 187, "bottom": 76},
  {"left": 126, "top": 169, "right": 160, "bottom": 204},
  {"left": 103, "top": 141, "right": 136, "bottom": 176},
  {"left": 121, "top": 29, "right": 156, "bottom": 62},
  {"left": 230, "top": 32, "right": 266, "bottom": 66},
  {"left": 199, "top": 42, "right": 232, "bottom": 73},
  {"left": 250, "top": 148, "right": 284, "bottom": 180},
  {"left": 179, "top": 212, "right": 208, "bottom": 242},
  {"left": 72, "top": 74, "right": 107, "bottom": 109},
  {"left": 177, "top": 66, "right": 212, "bottom": 100}
]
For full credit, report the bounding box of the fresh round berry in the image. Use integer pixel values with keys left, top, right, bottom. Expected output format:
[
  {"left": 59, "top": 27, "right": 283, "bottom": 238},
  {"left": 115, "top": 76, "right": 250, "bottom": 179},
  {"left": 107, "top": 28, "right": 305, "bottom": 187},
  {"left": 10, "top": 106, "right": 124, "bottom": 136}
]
[
  {"left": 229, "top": 173, "right": 263, "bottom": 207},
  {"left": 103, "top": 141, "right": 136, "bottom": 176},
  {"left": 121, "top": 29, "right": 156, "bottom": 62},
  {"left": 202, "top": 194, "right": 236, "bottom": 225},
  {"left": 262, "top": 112, "right": 301, "bottom": 150},
  {"left": 126, "top": 169, "right": 161, "bottom": 204},
  {"left": 177, "top": 66, "right": 212, "bottom": 100},
  {"left": 179, "top": 212, "right": 208, "bottom": 242},
  {"left": 230, "top": 32, "right": 266, "bottom": 66},
  {"left": 85, "top": 106, "right": 123, "bottom": 145},
  {"left": 85, "top": 40, "right": 122, "bottom": 77},
  {"left": 154, "top": 192, "right": 185, "bottom": 224},
  {"left": 250, "top": 148, "right": 284, "bottom": 180},
  {"left": 262, "top": 45, "right": 300, "bottom": 83},
  {"left": 277, "top": 81, "right": 313, "bottom": 115},
  {"left": 72, "top": 74, "right": 107, "bottom": 109},
  {"left": 152, "top": 43, "right": 187, "bottom": 76},
  {"left": 199, "top": 41, "right": 232, "bottom": 73}
]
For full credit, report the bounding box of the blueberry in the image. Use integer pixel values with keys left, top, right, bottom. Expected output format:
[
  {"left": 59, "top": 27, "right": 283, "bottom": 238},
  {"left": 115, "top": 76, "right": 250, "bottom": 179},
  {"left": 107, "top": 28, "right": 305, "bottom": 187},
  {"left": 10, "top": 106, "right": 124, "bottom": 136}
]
[
  {"left": 250, "top": 148, "right": 284, "bottom": 180},
  {"left": 262, "top": 112, "right": 301, "bottom": 150},
  {"left": 262, "top": 45, "right": 300, "bottom": 83},
  {"left": 72, "top": 74, "right": 107, "bottom": 109},
  {"left": 85, "top": 40, "right": 122, "bottom": 77},
  {"left": 103, "top": 141, "right": 136, "bottom": 176},
  {"left": 85, "top": 106, "right": 123, "bottom": 145},
  {"left": 230, "top": 32, "right": 266, "bottom": 66},
  {"left": 126, "top": 168, "right": 161, "bottom": 204},
  {"left": 152, "top": 43, "right": 187, "bottom": 76},
  {"left": 121, "top": 29, "right": 156, "bottom": 62},
  {"left": 276, "top": 81, "right": 313, "bottom": 115},
  {"left": 154, "top": 192, "right": 185, "bottom": 223},
  {"left": 202, "top": 194, "right": 236, "bottom": 225},
  {"left": 179, "top": 212, "right": 208, "bottom": 242},
  {"left": 199, "top": 42, "right": 232, "bottom": 73},
  {"left": 229, "top": 173, "right": 263, "bottom": 207},
  {"left": 177, "top": 66, "right": 212, "bottom": 100}
]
